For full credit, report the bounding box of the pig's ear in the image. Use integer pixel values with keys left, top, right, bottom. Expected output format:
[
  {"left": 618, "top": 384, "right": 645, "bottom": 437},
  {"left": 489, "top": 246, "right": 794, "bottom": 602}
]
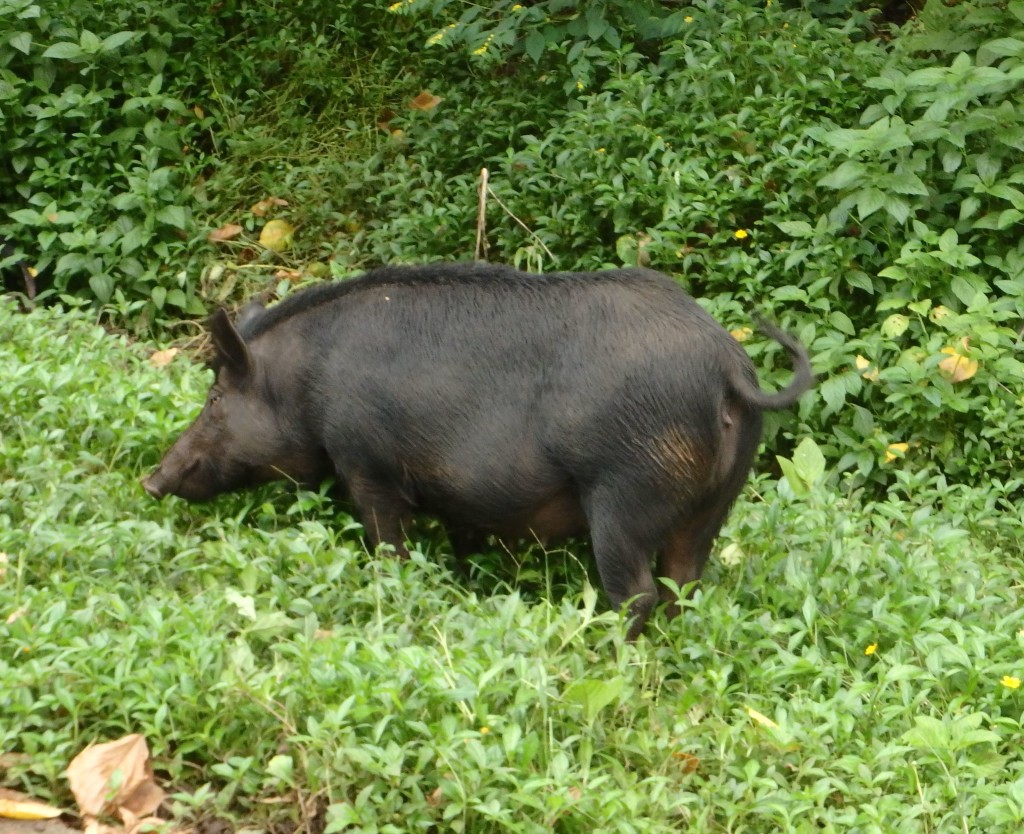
[
  {"left": 234, "top": 296, "right": 268, "bottom": 331},
  {"left": 209, "top": 308, "right": 251, "bottom": 376}
]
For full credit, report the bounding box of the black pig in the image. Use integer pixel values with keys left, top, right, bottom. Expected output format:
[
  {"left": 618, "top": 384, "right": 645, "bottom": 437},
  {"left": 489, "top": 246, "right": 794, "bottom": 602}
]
[{"left": 143, "top": 262, "right": 812, "bottom": 639}]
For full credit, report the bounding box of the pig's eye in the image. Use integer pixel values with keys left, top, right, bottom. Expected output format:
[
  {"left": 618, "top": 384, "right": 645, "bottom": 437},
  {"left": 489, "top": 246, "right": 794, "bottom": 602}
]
[{"left": 209, "top": 393, "right": 222, "bottom": 406}]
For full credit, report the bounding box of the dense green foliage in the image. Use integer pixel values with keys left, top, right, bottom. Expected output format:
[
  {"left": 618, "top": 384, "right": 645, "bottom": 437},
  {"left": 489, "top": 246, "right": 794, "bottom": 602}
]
[
  {"left": 2, "top": 300, "right": 1023, "bottom": 832},
  {"left": 2, "top": 1, "right": 1023, "bottom": 828}
]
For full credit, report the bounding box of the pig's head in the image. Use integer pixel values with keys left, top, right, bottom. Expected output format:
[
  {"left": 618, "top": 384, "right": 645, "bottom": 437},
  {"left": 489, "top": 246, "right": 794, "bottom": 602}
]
[{"left": 142, "top": 308, "right": 324, "bottom": 502}]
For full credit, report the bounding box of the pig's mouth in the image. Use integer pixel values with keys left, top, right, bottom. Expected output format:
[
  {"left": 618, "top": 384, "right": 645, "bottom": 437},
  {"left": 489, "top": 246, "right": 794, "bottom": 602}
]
[{"left": 141, "top": 459, "right": 202, "bottom": 500}]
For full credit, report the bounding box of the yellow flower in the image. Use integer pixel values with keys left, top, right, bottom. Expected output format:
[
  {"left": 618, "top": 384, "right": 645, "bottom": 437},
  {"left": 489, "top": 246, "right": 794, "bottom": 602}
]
[
  {"left": 885, "top": 442, "right": 909, "bottom": 463},
  {"left": 473, "top": 33, "right": 494, "bottom": 55},
  {"left": 865, "top": 643, "right": 878, "bottom": 656},
  {"left": 734, "top": 229, "right": 749, "bottom": 240},
  {"left": 596, "top": 147, "right": 605, "bottom": 153},
  {"left": 511, "top": 3, "right": 524, "bottom": 10},
  {"left": 480, "top": 725, "right": 491, "bottom": 735},
  {"left": 427, "top": 31, "right": 444, "bottom": 46},
  {"left": 684, "top": 15, "right": 694, "bottom": 23},
  {"left": 576, "top": 79, "right": 584, "bottom": 91},
  {"left": 1001, "top": 675, "right": 1021, "bottom": 690},
  {"left": 388, "top": 1, "right": 402, "bottom": 10}
]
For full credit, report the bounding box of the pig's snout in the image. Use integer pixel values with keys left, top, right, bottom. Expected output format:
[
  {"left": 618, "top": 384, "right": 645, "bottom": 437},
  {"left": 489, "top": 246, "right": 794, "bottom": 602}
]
[{"left": 141, "top": 473, "right": 165, "bottom": 499}]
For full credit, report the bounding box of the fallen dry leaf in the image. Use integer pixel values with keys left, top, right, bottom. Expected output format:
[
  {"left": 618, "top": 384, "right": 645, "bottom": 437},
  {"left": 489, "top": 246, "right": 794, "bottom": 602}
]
[
  {"left": 67, "top": 734, "right": 165, "bottom": 823},
  {"left": 671, "top": 751, "right": 701, "bottom": 774},
  {"left": 273, "top": 269, "right": 302, "bottom": 280},
  {"left": 0, "top": 788, "right": 63, "bottom": 820},
  {"left": 746, "top": 707, "right": 779, "bottom": 729},
  {"left": 5, "top": 604, "right": 28, "bottom": 625},
  {"left": 730, "top": 326, "right": 752, "bottom": 343},
  {"left": 259, "top": 219, "right": 295, "bottom": 252},
  {"left": 408, "top": 90, "right": 442, "bottom": 111},
  {"left": 207, "top": 223, "right": 243, "bottom": 243},
  {"left": 938, "top": 341, "right": 979, "bottom": 383},
  {"left": 250, "top": 197, "right": 289, "bottom": 217},
  {"left": 855, "top": 355, "right": 879, "bottom": 382},
  {"left": 148, "top": 348, "right": 179, "bottom": 368},
  {"left": 0, "top": 752, "right": 31, "bottom": 770}
]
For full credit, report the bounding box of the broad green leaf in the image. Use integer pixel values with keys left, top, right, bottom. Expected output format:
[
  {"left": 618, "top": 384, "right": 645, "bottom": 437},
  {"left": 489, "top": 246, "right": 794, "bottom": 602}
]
[
  {"left": 857, "top": 188, "right": 886, "bottom": 219},
  {"left": 819, "top": 375, "right": 847, "bottom": 415},
  {"left": 791, "top": 438, "right": 826, "bottom": 485},
  {"left": 156, "top": 205, "right": 188, "bottom": 230},
  {"left": 88, "top": 273, "right": 114, "bottom": 303},
  {"left": 884, "top": 172, "right": 929, "bottom": 196},
  {"left": 883, "top": 196, "right": 911, "bottom": 225},
  {"left": 818, "top": 160, "right": 866, "bottom": 190},
  {"left": 41, "top": 41, "right": 84, "bottom": 60},
  {"left": 524, "top": 31, "right": 545, "bottom": 63},
  {"left": 101, "top": 31, "right": 135, "bottom": 53},
  {"left": 774, "top": 220, "right": 814, "bottom": 238},
  {"left": 563, "top": 677, "right": 625, "bottom": 723},
  {"left": 8, "top": 208, "right": 40, "bottom": 224},
  {"left": 8, "top": 32, "right": 31, "bottom": 54},
  {"left": 776, "top": 457, "right": 806, "bottom": 497},
  {"left": 903, "top": 715, "right": 950, "bottom": 749},
  {"left": 79, "top": 30, "right": 102, "bottom": 53}
]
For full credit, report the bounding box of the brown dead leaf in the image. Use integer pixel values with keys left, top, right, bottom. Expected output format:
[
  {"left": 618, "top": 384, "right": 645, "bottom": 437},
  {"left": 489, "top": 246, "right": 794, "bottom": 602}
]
[
  {"left": 207, "top": 224, "right": 243, "bottom": 243},
  {"left": 0, "top": 752, "right": 31, "bottom": 770},
  {"left": 376, "top": 107, "right": 396, "bottom": 131},
  {"left": 0, "top": 788, "right": 63, "bottom": 820},
  {"left": 671, "top": 751, "right": 700, "bottom": 774},
  {"left": 426, "top": 787, "right": 444, "bottom": 808},
  {"left": 408, "top": 90, "right": 442, "bottom": 111},
  {"left": 273, "top": 269, "right": 302, "bottom": 280},
  {"left": 250, "top": 197, "right": 289, "bottom": 217},
  {"left": 148, "top": 348, "right": 179, "bottom": 368},
  {"left": 67, "top": 734, "right": 165, "bottom": 821},
  {"left": 193, "top": 104, "right": 204, "bottom": 119}
]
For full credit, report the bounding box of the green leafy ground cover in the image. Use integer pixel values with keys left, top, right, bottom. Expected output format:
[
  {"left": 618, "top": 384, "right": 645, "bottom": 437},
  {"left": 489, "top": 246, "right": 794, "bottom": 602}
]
[
  {"left": 3, "top": 0, "right": 1024, "bottom": 830},
  {"left": 2, "top": 300, "right": 1023, "bottom": 833}
]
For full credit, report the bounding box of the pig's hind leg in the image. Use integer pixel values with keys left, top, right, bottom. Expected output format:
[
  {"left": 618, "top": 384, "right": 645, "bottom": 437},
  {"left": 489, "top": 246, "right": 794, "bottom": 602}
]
[{"left": 584, "top": 484, "right": 668, "bottom": 642}]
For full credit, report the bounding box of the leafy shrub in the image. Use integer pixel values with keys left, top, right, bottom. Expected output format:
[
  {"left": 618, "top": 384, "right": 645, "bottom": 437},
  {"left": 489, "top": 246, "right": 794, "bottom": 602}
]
[
  {"left": 803, "top": 0, "right": 1024, "bottom": 484},
  {"left": 0, "top": 0, "right": 415, "bottom": 327}
]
